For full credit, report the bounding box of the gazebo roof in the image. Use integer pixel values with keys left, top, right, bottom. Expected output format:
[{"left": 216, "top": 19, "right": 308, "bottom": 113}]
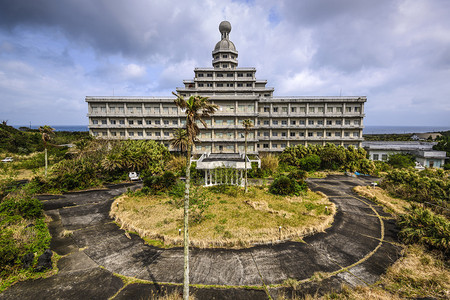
[{"left": 194, "top": 153, "right": 260, "bottom": 170}]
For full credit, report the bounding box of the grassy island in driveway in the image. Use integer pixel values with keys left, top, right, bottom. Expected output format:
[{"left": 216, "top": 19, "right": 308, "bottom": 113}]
[{"left": 110, "top": 185, "right": 334, "bottom": 249}]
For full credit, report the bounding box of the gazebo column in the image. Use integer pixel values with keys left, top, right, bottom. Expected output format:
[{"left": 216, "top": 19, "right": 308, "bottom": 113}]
[
  {"left": 215, "top": 169, "right": 217, "bottom": 185},
  {"left": 205, "top": 170, "right": 208, "bottom": 186},
  {"left": 210, "top": 169, "right": 213, "bottom": 186}
]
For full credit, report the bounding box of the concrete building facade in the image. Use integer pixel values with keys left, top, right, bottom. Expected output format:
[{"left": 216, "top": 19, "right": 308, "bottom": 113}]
[{"left": 86, "top": 21, "right": 366, "bottom": 154}]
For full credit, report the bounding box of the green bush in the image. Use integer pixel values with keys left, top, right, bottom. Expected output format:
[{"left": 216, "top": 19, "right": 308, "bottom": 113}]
[
  {"left": 299, "top": 154, "right": 321, "bottom": 171},
  {"left": 0, "top": 196, "right": 43, "bottom": 219},
  {"left": 143, "top": 171, "right": 177, "bottom": 194},
  {"left": 269, "top": 175, "right": 306, "bottom": 196},
  {"left": 398, "top": 205, "right": 450, "bottom": 253},
  {"left": 387, "top": 153, "right": 415, "bottom": 169}
]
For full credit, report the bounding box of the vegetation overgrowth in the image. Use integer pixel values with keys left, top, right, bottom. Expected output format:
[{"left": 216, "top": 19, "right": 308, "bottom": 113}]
[{"left": 0, "top": 180, "right": 53, "bottom": 292}]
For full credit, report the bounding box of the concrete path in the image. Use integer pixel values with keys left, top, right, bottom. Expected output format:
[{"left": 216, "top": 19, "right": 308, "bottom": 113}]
[{"left": 0, "top": 176, "right": 401, "bottom": 300}]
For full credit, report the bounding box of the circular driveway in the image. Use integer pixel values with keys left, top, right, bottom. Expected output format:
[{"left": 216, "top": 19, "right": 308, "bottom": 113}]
[{"left": 0, "top": 176, "right": 401, "bottom": 300}]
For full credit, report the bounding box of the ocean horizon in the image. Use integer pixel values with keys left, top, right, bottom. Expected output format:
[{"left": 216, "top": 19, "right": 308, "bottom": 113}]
[{"left": 12, "top": 125, "right": 450, "bottom": 134}]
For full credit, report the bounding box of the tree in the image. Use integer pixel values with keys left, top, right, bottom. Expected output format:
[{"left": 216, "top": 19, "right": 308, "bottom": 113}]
[
  {"left": 172, "top": 92, "right": 218, "bottom": 300},
  {"left": 242, "top": 119, "right": 253, "bottom": 193},
  {"left": 39, "top": 125, "right": 54, "bottom": 177},
  {"left": 171, "top": 128, "right": 188, "bottom": 154}
]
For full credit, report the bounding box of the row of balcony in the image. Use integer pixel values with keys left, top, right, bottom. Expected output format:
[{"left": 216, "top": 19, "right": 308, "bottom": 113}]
[{"left": 88, "top": 124, "right": 364, "bottom": 130}]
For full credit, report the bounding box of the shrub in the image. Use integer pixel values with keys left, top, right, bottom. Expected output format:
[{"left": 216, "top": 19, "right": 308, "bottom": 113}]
[
  {"left": 269, "top": 175, "right": 306, "bottom": 196},
  {"left": 387, "top": 153, "right": 416, "bottom": 169},
  {"left": 398, "top": 205, "right": 450, "bottom": 253},
  {"left": 299, "top": 155, "right": 321, "bottom": 171},
  {"left": 143, "top": 171, "right": 177, "bottom": 194},
  {"left": 261, "top": 154, "right": 279, "bottom": 175},
  {"left": 166, "top": 156, "right": 186, "bottom": 175}
]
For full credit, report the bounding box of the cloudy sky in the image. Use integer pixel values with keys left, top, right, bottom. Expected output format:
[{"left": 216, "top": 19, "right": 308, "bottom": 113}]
[{"left": 0, "top": 0, "right": 449, "bottom": 127}]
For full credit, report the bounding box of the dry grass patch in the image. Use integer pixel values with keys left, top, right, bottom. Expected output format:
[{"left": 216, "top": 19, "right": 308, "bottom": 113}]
[
  {"left": 110, "top": 186, "right": 334, "bottom": 248},
  {"left": 353, "top": 186, "right": 410, "bottom": 215}
]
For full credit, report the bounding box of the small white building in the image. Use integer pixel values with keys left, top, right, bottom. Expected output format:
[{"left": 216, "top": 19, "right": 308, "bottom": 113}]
[
  {"left": 193, "top": 153, "right": 260, "bottom": 186},
  {"left": 363, "top": 141, "right": 447, "bottom": 168}
]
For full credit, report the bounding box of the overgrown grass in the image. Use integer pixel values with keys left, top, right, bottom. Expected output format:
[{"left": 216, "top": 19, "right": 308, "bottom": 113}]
[{"left": 111, "top": 186, "right": 334, "bottom": 248}]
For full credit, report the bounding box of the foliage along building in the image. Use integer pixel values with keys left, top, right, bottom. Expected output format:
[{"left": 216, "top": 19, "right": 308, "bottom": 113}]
[{"left": 86, "top": 21, "right": 366, "bottom": 154}]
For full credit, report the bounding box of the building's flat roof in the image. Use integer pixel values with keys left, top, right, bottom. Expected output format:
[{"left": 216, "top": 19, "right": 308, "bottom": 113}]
[
  {"left": 362, "top": 141, "right": 436, "bottom": 151},
  {"left": 201, "top": 153, "right": 246, "bottom": 163}
]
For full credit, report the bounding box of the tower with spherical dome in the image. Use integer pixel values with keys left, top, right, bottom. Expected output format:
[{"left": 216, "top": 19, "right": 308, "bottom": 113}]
[{"left": 212, "top": 21, "right": 238, "bottom": 69}]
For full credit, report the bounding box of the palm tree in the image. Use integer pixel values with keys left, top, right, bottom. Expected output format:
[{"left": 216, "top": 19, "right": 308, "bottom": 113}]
[
  {"left": 171, "top": 128, "right": 188, "bottom": 154},
  {"left": 39, "top": 125, "right": 54, "bottom": 177},
  {"left": 242, "top": 119, "right": 253, "bottom": 193},
  {"left": 173, "top": 92, "right": 218, "bottom": 300}
]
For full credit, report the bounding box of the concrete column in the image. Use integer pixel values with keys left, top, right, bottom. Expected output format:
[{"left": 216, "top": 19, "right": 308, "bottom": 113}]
[{"left": 205, "top": 170, "right": 208, "bottom": 186}]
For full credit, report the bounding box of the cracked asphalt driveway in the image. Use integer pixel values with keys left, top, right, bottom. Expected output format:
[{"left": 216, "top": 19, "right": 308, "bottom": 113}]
[{"left": 0, "top": 176, "right": 401, "bottom": 300}]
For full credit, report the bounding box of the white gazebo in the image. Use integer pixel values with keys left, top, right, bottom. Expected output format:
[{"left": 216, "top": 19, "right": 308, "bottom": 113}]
[{"left": 192, "top": 153, "right": 261, "bottom": 187}]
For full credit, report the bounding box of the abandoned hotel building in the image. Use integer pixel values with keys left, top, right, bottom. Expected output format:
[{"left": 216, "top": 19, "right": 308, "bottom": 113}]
[{"left": 86, "top": 21, "right": 366, "bottom": 154}]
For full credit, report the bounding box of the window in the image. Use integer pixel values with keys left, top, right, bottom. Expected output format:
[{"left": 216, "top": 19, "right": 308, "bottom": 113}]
[
  {"left": 282, "top": 107, "right": 288, "bottom": 113},
  {"left": 336, "top": 107, "right": 342, "bottom": 113},
  {"left": 136, "top": 120, "right": 142, "bottom": 125},
  {"left": 146, "top": 132, "right": 152, "bottom": 136},
  {"left": 227, "top": 73, "right": 233, "bottom": 77},
  {"left": 216, "top": 119, "right": 223, "bottom": 125},
  {"left": 373, "top": 154, "right": 379, "bottom": 160},
  {"left": 120, "top": 131, "right": 125, "bottom": 136},
  {"left": 129, "top": 132, "right": 134, "bottom": 136},
  {"left": 246, "top": 83, "right": 252, "bottom": 87},
  {"left": 119, "top": 120, "right": 125, "bottom": 125},
  {"left": 273, "top": 144, "right": 278, "bottom": 148},
  {"left": 291, "top": 107, "right": 297, "bottom": 113},
  {"left": 326, "top": 120, "right": 332, "bottom": 125},
  {"left": 263, "top": 144, "right": 269, "bottom": 149},
  {"left": 291, "top": 120, "right": 296, "bottom": 125},
  {"left": 223, "top": 54, "right": 228, "bottom": 58},
  {"left": 281, "top": 132, "right": 287, "bottom": 137},
  {"left": 318, "top": 107, "right": 324, "bottom": 113},
  {"left": 155, "top": 120, "right": 161, "bottom": 125},
  {"left": 308, "top": 132, "right": 313, "bottom": 137},
  {"left": 222, "top": 64, "right": 228, "bottom": 68},
  {"left": 354, "top": 107, "right": 360, "bottom": 112},
  {"left": 163, "top": 120, "right": 169, "bottom": 125},
  {"left": 226, "top": 119, "right": 233, "bottom": 125},
  {"left": 146, "top": 120, "right": 151, "bottom": 125},
  {"left": 354, "top": 120, "right": 360, "bottom": 125},
  {"left": 164, "top": 132, "right": 170, "bottom": 137},
  {"left": 317, "top": 120, "right": 323, "bottom": 125},
  {"left": 246, "top": 73, "right": 252, "bottom": 77},
  {"left": 281, "top": 144, "right": 286, "bottom": 149},
  {"left": 326, "top": 132, "right": 332, "bottom": 137},
  {"left": 317, "top": 132, "right": 323, "bottom": 137},
  {"left": 299, "top": 120, "right": 305, "bottom": 125},
  {"left": 344, "top": 132, "right": 350, "bottom": 137},
  {"left": 198, "top": 83, "right": 204, "bottom": 87},
  {"left": 154, "top": 107, "right": 160, "bottom": 114},
  {"left": 298, "top": 132, "right": 305, "bottom": 137},
  {"left": 273, "top": 120, "right": 278, "bottom": 125},
  {"left": 207, "top": 83, "right": 213, "bottom": 87},
  {"left": 196, "top": 145, "right": 202, "bottom": 151},
  {"left": 346, "top": 107, "right": 352, "bottom": 112},
  {"left": 264, "top": 107, "right": 270, "bottom": 112},
  {"left": 217, "top": 83, "right": 223, "bottom": 87},
  {"left": 335, "top": 132, "right": 341, "bottom": 137},
  {"left": 172, "top": 107, "right": 177, "bottom": 114},
  {"left": 272, "top": 132, "right": 278, "bottom": 137},
  {"left": 226, "top": 83, "right": 234, "bottom": 87},
  {"left": 263, "top": 120, "right": 269, "bottom": 125},
  {"left": 163, "top": 107, "right": 169, "bottom": 114},
  {"left": 138, "top": 132, "right": 143, "bottom": 137},
  {"left": 281, "top": 120, "right": 287, "bottom": 125},
  {"left": 345, "top": 120, "right": 351, "bottom": 125},
  {"left": 172, "top": 120, "right": 178, "bottom": 125},
  {"left": 336, "top": 120, "right": 342, "bottom": 125},
  {"left": 217, "top": 73, "right": 223, "bottom": 77},
  {"left": 238, "top": 73, "right": 243, "bottom": 77},
  {"left": 309, "top": 107, "right": 315, "bottom": 113},
  {"left": 264, "top": 132, "right": 269, "bottom": 137},
  {"left": 308, "top": 120, "right": 314, "bottom": 125},
  {"left": 129, "top": 120, "right": 134, "bottom": 125},
  {"left": 110, "top": 120, "right": 116, "bottom": 125},
  {"left": 207, "top": 73, "right": 213, "bottom": 77},
  {"left": 353, "top": 132, "right": 359, "bottom": 137},
  {"left": 237, "top": 83, "right": 243, "bottom": 87},
  {"left": 382, "top": 154, "right": 388, "bottom": 161},
  {"left": 290, "top": 132, "right": 295, "bottom": 137},
  {"left": 327, "top": 107, "right": 333, "bottom": 113},
  {"left": 198, "top": 73, "right": 204, "bottom": 77},
  {"left": 92, "top": 120, "right": 98, "bottom": 125},
  {"left": 273, "top": 107, "right": 279, "bottom": 113}
]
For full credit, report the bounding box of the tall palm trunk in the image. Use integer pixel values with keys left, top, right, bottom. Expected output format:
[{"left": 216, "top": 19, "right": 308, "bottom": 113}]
[
  {"left": 183, "top": 143, "right": 191, "bottom": 300},
  {"left": 244, "top": 131, "right": 248, "bottom": 193},
  {"left": 44, "top": 147, "right": 48, "bottom": 177}
]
